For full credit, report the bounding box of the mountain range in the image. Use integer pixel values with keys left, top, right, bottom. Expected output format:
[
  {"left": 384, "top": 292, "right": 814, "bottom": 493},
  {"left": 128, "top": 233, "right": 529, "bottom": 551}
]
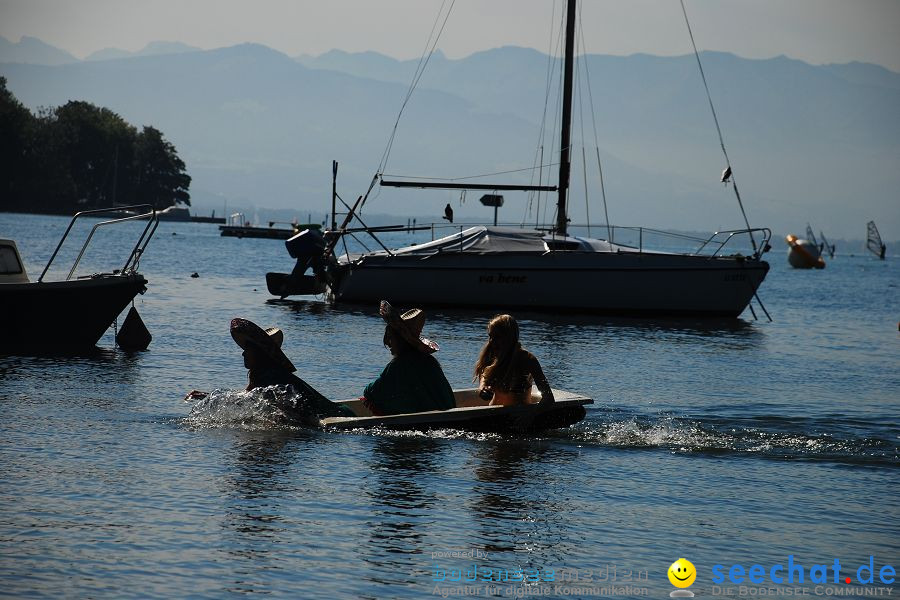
[{"left": 2, "top": 35, "right": 898, "bottom": 241}]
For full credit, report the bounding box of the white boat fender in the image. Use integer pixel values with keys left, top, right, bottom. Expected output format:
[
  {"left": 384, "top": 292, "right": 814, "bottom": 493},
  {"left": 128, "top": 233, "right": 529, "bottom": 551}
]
[{"left": 116, "top": 306, "right": 152, "bottom": 351}]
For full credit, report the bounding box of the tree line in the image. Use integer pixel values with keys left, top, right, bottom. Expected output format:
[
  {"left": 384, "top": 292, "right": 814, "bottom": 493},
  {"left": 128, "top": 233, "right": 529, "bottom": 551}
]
[{"left": 0, "top": 76, "right": 190, "bottom": 215}]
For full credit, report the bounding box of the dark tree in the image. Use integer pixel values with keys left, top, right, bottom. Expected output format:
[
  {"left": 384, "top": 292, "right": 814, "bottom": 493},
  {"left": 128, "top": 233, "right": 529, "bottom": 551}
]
[
  {"left": 48, "top": 100, "right": 138, "bottom": 209},
  {"left": 0, "top": 76, "right": 37, "bottom": 210},
  {"left": 134, "top": 126, "right": 191, "bottom": 209},
  {"left": 0, "top": 82, "right": 191, "bottom": 215}
]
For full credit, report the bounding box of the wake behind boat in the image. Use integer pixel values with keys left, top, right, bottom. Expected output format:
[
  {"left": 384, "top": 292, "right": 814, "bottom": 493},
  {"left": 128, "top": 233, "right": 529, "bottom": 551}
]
[{"left": 266, "top": 0, "right": 772, "bottom": 318}]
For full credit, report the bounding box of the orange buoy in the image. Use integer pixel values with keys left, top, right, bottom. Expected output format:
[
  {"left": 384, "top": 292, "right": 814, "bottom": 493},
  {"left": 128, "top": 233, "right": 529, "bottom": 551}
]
[{"left": 786, "top": 234, "right": 825, "bottom": 269}]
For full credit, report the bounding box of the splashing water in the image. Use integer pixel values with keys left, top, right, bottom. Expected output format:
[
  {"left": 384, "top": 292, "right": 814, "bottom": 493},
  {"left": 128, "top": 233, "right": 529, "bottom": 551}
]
[{"left": 184, "top": 386, "right": 312, "bottom": 430}]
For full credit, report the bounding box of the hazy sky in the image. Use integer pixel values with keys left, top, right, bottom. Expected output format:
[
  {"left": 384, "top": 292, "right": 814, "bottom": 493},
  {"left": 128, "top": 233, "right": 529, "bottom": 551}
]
[{"left": 2, "top": 0, "right": 899, "bottom": 71}]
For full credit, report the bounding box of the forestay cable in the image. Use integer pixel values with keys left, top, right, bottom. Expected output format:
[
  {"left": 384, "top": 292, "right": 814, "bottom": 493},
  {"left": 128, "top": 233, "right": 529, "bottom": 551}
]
[
  {"left": 680, "top": 0, "right": 757, "bottom": 254},
  {"left": 376, "top": 0, "right": 456, "bottom": 179}
]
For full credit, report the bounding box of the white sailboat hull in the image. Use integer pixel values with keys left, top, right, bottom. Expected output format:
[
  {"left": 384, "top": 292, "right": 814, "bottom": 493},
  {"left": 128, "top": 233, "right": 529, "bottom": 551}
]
[{"left": 331, "top": 250, "right": 768, "bottom": 317}]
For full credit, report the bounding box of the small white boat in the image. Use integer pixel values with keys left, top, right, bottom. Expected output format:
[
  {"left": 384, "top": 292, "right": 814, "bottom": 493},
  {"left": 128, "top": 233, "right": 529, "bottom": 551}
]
[
  {"left": 319, "top": 388, "right": 592, "bottom": 433},
  {"left": 0, "top": 206, "right": 158, "bottom": 354}
]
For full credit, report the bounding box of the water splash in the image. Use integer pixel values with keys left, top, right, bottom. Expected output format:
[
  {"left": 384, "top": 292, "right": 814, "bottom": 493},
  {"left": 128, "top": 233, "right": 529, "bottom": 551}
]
[{"left": 183, "top": 386, "right": 311, "bottom": 430}]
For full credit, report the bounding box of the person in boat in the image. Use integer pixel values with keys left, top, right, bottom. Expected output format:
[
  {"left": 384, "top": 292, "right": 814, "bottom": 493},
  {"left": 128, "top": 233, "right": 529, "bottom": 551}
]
[
  {"left": 361, "top": 301, "right": 456, "bottom": 416},
  {"left": 473, "top": 314, "right": 555, "bottom": 406},
  {"left": 184, "top": 318, "right": 354, "bottom": 426}
]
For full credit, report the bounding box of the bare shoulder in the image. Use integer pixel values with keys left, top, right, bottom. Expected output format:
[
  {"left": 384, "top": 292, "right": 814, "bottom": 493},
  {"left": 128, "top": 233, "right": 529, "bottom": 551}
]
[{"left": 519, "top": 348, "right": 540, "bottom": 366}]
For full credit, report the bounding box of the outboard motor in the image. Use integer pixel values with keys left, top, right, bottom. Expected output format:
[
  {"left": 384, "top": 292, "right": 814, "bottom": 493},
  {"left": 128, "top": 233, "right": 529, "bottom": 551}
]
[
  {"left": 286, "top": 228, "right": 326, "bottom": 277},
  {"left": 265, "top": 228, "right": 328, "bottom": 298}
]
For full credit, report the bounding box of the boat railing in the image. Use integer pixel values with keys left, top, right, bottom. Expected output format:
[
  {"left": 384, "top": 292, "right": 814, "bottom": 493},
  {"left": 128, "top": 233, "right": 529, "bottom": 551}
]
[
  {"left": 572, "top": 224, "right": 706, "bottom": 253},
  {"left": 330, "top": 221, "right": 771, "bottom": 259},
  {"left": 694, "top": 227, "right": 772, "bottom": 259},
  {"left": 38, "top": 205, "right": 159, "bottom": 283}
]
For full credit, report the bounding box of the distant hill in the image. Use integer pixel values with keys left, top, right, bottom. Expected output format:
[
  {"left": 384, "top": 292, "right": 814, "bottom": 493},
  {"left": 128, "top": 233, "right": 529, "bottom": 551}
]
[
  {"left": 0, "top": 36, "right": 201, "bottom": 64},
  {"left": 86, "top": 41, "right": 202, "bottom": 62},
  {"left": 0, "top": 35, "right": 78, "bottom": 65},
  {"left": 3, "top": 42, "right": 898, "bottom": 239}
]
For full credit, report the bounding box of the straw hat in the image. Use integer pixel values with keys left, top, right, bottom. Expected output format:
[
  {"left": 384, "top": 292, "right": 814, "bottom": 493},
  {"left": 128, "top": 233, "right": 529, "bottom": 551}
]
[
  {"left": 380, "top": 300, "right": 439, "bottom": 354},
  {"left": 230, "top": 318, "right": 296, "bottom": 372}
]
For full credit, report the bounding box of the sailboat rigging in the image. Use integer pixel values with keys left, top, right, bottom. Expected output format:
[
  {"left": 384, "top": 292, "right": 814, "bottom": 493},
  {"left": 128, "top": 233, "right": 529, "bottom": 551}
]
[{"left": 266, "top": 0, "right": 772, "bottom": 318}]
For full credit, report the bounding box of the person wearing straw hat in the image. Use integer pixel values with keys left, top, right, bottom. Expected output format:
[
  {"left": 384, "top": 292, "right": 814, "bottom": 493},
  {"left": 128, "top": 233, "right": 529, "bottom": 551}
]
[
  {"left": 229, "top": 317, "right": 354, "bottom": 419},
  {"left": 362, "top": 300, "right": 455, "bottom": 416},
  {"left": 185, "top": 318, "right": 354, "bottom": 424}
]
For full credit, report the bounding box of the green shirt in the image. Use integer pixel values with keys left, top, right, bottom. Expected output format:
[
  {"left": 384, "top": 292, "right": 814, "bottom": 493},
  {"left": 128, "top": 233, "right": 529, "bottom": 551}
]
[{"left": 363, "top": 352, "right": 456, "bottom": 415}]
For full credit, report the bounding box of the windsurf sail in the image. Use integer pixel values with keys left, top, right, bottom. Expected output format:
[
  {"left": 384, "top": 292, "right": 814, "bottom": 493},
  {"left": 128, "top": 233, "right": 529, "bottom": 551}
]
[
  {"left": 866, "top": 221, "right": 886, "bottom": 260},
  {"left": 805, "top": 224, "right": 819, "bottom": 248},
  {"left": 819, "top": 231, "right": 835, "bottom": 259}
]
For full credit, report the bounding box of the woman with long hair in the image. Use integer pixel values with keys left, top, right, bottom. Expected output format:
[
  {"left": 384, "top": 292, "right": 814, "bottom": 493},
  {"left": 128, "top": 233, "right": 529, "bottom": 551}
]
[{"left": 473, "top": 314, "right": 554, "bottom": 406}]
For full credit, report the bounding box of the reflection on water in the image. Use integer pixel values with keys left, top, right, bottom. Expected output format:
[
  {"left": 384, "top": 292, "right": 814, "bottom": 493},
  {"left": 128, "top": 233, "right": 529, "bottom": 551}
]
[
  {"left": 361, "top": 436, "right": 447, "bottom": 587},
  {"left": 468, "top": 441, "right": 579, "bottom": 563},
  {"left": 265, "top": 297, "right": 337, "bottom": 317},
  {"left": 266, "top": 297, "right": 764, "bottom": 338},
  {"left": 367, "top": 436, "right": 442, "bottom": 552},
  {"left": 0, "top": 348, "right": 145, "bottom": 406},
  {"left": 217, "top": 431, "right": 303, "bottom": 595}
]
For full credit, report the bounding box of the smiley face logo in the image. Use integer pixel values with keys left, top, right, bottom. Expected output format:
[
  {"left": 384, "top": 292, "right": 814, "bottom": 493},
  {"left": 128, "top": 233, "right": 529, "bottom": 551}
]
[{"left": 668, "top": 558, "right": 697, "bottom": 588}]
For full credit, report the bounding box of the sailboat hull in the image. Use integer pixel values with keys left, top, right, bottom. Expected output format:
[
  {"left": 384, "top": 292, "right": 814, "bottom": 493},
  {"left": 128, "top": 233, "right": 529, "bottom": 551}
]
[{"left": 331, "top": 252, "right": 768, "bottom": 317}]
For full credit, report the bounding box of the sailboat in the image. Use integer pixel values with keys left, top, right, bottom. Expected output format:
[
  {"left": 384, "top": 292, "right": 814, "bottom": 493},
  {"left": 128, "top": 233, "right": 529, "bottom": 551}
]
[
  {"left": 267, "top": 0, "right": 772, "bottom": 318},
  {"left": 866, "top": 221, "right": 886, "bottom": 260},
  {"left": 819, "top": 231, "right": 835, "bottom": 259},
  {"left": 803, "top": 224, "right": 834, "bottom": 259}
]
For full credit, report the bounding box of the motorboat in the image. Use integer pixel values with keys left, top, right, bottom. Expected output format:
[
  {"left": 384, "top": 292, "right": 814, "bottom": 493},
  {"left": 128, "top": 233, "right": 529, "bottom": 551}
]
[
  {"left": 786, "top": 233, "right": 825, "bottom": 269},
  {"left": 319, "top": 388, "right": 592, "bottom": 433},
  {"left": 0, "top": 205, "right": 158, "bottom": 354},
  {"left": 266, "top": 0, "right": 772, "bottom": 318}
]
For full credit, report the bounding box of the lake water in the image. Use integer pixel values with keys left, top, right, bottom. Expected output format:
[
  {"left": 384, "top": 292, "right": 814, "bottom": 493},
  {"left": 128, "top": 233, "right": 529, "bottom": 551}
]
[{"left": 1, "top": 212, "right": 898, "bottom": 599}]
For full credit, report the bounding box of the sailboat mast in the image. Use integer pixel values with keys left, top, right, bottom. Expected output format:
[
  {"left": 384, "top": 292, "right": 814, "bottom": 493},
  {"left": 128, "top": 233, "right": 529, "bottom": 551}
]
[{"left": 556, "top": 0, "right": 577, "bottom": 237}]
